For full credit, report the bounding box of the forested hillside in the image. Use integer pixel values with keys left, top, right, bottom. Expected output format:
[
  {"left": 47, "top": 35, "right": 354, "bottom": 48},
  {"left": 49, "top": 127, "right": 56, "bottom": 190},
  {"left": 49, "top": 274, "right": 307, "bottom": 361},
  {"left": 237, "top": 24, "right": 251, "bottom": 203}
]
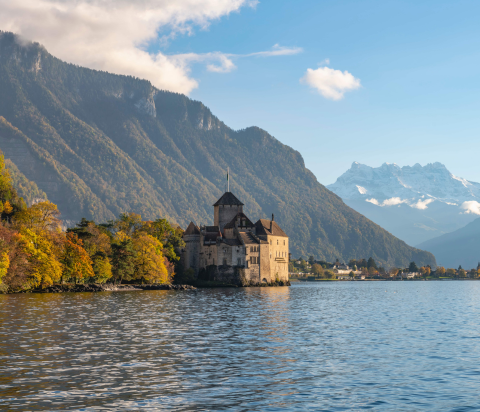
[{"left": 0, "top": 32, "right": 435, "bottom": 267}]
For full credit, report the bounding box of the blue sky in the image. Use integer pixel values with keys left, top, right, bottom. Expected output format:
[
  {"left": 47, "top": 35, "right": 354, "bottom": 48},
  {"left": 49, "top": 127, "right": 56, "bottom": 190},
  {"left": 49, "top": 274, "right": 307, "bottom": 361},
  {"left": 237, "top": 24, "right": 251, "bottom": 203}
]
[
  {"left": 168, "top": 0, "right": 480, "bottom": 184},
  {"left": 4, "top": 0, "right": 480, "bottom": 185}
]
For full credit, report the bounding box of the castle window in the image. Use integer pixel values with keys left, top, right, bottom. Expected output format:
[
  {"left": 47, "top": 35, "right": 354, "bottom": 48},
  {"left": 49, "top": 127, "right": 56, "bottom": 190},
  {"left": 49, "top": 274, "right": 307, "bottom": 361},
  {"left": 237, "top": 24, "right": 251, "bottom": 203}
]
[
  {"left": 277, "top": 240, "right": 279, "bottom": 245},
  {"left": 270, "top": 240, "right": 272, "bottom": 245},
  {"left": 237, "top": 258, "right": 241, "bottom": 265},
  {"left": 223, "top": 258, "right": 227, "bottom": 265},
  {"left": 250, "top": 246, "right": 253, "bottom": 252},
  {"left": 284, "top": 240, "right": 285, "bottom": 245}
]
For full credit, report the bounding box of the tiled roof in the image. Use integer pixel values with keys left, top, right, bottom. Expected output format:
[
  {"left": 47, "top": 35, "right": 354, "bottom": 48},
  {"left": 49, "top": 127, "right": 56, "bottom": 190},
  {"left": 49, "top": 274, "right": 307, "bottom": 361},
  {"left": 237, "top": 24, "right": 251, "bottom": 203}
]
[
  {"left": 184, "top": 221, "right": 200, "bottom": 235},
  {"left": 223, "top": 212, "right": 254, "bottom": 229},
  {"left": 238, "top": 231, "right": 259, "bottom": 245},
  {"left": 213, "top": 192, "right": 244, "bottom": 206},
  {"left": 222, "top": 238, "right": 242, "bottom": 246},
  {"left": 204, "top": 233, "right": 218, "bottom": 243},
  {"left": 205, "top": 226, "right": 220, "bottom": 233},
  {"left": 255, "top": 219, "right": 288, "bottom": 237}
]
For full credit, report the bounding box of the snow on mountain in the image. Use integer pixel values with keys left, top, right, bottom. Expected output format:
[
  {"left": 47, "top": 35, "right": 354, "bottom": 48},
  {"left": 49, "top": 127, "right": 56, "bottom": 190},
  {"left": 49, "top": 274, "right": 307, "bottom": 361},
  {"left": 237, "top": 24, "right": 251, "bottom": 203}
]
[
  {"left": 328, "top": 162, "right": 480, "bottom": 212},
  {"left": 327, "top": 162, "right": 480, "bottom": 247}
]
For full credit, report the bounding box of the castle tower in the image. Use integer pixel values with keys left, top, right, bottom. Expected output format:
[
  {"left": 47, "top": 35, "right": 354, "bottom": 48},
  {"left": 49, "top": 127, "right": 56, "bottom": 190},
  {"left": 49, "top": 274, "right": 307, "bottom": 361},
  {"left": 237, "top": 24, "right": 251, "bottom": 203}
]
[
  {"left": 213, "top": 192, "right": 244, "bottom": 233},
  {"left": 183, "top": 222, "right": 201, "bottom": 274}
]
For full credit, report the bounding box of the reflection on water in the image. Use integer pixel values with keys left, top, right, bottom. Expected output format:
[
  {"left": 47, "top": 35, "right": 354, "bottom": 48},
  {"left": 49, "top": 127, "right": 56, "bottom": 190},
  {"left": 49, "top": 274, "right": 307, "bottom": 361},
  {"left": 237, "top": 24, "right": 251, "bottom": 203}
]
[{"left": 1, "top": 282, "right": 480, "bottom": 411}]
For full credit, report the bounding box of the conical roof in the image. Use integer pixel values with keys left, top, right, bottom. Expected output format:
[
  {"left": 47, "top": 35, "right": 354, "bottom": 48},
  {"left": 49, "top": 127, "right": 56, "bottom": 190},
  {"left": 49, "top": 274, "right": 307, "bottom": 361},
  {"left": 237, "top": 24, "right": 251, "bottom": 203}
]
[
  {"left": 184, "top": 221, "right": 200, "bottom": 235},
  {"left": 213, "top": 192, "right": 244, "bottom": 206}
]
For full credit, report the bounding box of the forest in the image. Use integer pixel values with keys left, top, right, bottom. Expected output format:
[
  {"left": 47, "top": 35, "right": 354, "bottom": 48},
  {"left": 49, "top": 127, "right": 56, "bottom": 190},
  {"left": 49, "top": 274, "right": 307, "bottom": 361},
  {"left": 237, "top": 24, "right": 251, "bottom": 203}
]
[{"left": 0, "top": 152, "right": 184, "bottom": 293}]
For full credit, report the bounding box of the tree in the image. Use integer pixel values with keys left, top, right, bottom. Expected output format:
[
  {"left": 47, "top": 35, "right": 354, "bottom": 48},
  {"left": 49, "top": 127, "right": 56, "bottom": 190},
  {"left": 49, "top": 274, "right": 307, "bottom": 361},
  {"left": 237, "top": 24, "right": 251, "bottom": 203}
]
[
  {"left": 446, "top": 268, "right": 456, "bottom": 277},
  {"left": 312, "top": 263, "right": 324, "bottom": 278},
  {"left": 17, "top": 228, "right": 63, "bottom": 288},
  {"left": 68, "top": 219, "right": 111, "bottom": 257},
  {"left": 132, "top": 234, "right": 169, "bottom": 284},
  {"left": 436, "top": 266, "right": 446, "bottom": 277},
  {"left": 14, "top": 201, "right": 61, "bottom": 232},
  {"left": 349, "top": 271, "right": 355, "bottom": 278},
  {"left": 409, "top": 262, "right": 418, "bottom": 273},
  {"left": 91, "top": 251, "right": 112, "bottom": 283},
  {"left": 143, "top": 218, "right": 185, "bottom": 263},
  {"left": 309, "top": 255, "right": 315, "bottom": 265},
  {"left": 458, "top": 269, "right": 466, "bottom": 278},
  {"left": 3, "top": 200, "right": 12, "bottom": 215},
  {"left": 367, "top": 257, "right": 377, "bottom": 269},
  {"left": 389, "top": 268, "right": 399, "bottom": 277},
  {"left": 61, "top": 232, "right": 94, "bottom": 284},
  {"left": 0, "top": 251, "right": 9, "bottom": 285},
  {"left": 111, "top": 239, "right": 136, "bottom": 284},
  {"left": 324, "top": 269, "right": 335, "bottom": 279}
]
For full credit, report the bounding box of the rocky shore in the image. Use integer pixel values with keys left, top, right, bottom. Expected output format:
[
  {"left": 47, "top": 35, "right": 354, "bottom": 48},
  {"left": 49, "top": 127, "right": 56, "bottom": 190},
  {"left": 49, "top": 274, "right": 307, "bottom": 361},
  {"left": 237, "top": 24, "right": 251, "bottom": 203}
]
[{"left": 17, "top": 284, "right": 197, "bottom": 294}]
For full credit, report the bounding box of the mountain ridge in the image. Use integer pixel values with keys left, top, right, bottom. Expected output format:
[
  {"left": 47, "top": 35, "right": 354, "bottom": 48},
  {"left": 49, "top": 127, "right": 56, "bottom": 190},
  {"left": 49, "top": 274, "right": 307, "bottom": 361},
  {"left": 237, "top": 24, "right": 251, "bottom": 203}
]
[
  {"left": 328, "top": 161, "right": 480, "bottom": 245},
  {"left": 0, "top": 31, "right": 435, "bottom": 267}
]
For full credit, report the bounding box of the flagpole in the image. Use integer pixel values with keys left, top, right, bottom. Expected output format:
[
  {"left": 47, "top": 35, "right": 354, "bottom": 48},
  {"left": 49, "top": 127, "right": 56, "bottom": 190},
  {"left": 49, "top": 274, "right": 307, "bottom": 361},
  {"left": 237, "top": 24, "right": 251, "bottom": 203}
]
[{"left": 227, "top": 167, "right": 229, "bottom": 192}]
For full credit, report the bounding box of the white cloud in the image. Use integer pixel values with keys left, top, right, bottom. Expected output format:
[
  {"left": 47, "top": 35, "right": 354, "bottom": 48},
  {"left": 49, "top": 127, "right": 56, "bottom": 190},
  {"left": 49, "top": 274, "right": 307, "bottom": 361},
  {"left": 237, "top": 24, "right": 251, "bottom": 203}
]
[
  {"left": 246, "top": 44, "right": 303, "bottom": 57},
  {"left": 460, "top": 201, "right": 480, "bottom": 215},
  {"left": 410, "top": 199, "right": 434, "bottom": 210},
  {"left": 1, "top": 0, "right": 301, "bottom": 95},
  {"left": 300, "top": 66, "right": 361, "bottom": 100},
  {"left": 383, "top": 197, "right": 407, "bottom": 206},
  {"left": 366, "top": 197, "right": 408, "bottom": 207},
  {"left": 172, "top": 44, "right": 302, "bottom": 74}
]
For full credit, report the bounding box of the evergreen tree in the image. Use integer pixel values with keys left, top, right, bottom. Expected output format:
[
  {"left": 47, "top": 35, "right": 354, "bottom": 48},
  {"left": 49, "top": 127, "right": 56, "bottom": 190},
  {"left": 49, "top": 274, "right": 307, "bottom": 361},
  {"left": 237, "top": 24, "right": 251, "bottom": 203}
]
[
  {"left": 367, "top": 257, "right": 377, "bottom": 269},
  {"left": 409, "top": 261, "right": 419, "bottom": 273},
  {"left": 111, "top": 239, "right": 136, "bottom": 284}
]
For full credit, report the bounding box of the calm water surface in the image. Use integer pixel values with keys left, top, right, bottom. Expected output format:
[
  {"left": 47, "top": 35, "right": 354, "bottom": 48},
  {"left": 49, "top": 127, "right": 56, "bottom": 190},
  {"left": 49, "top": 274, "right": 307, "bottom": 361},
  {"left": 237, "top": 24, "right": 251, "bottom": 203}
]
[{"left": 1, "top": 282, "right": 480, "bottom": 411}]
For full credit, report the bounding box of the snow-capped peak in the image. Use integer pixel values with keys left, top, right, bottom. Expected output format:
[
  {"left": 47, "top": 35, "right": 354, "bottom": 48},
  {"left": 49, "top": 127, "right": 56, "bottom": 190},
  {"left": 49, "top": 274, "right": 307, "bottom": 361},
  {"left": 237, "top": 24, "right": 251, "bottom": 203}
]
[{"left": 328, "top": 162, "right": 480, "bottom": 209}]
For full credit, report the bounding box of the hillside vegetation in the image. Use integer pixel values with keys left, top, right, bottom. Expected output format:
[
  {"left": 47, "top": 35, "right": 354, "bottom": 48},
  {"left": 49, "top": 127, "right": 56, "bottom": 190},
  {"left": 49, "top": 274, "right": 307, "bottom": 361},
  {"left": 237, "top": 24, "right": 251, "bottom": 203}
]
[{"left": 0, "top": 31, "right": 436, "bottom": 267}]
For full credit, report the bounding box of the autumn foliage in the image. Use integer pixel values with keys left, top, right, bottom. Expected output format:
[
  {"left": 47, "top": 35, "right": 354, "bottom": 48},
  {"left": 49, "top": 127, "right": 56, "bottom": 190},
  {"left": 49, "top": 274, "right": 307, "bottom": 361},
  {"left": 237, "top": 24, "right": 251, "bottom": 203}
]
[{"left": 0, "top": 152, "right": 184, "bottom": 292}]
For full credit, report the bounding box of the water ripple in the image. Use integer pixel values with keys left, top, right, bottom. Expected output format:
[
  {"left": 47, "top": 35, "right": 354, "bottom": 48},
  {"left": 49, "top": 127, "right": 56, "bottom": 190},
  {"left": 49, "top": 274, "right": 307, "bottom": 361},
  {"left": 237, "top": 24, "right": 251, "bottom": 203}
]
[{"left": 1, "top": 282, "right": 480, "bottom": 410}]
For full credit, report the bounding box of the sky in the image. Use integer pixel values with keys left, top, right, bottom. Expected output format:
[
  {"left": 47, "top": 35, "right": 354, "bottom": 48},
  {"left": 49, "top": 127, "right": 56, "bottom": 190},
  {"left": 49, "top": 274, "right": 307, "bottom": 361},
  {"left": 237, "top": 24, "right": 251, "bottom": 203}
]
[{"left": 2, "top": 0, "right": 480, "bottom": 185}]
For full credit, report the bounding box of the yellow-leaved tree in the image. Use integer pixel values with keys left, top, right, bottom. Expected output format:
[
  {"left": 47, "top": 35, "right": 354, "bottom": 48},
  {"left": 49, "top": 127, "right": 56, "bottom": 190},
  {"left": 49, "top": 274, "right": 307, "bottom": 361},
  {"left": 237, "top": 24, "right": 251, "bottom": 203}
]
[
  {"left": 14, "top": 201, "right": 61, "bottom": 232},
  {"left": 17, "top": 228, "right": 63, "bottom": 288},
  {"left": 132, "top": 233, "right": 169, "bottom": 284},
  {"left": 0, "top": 251, "right": 9, "bottom": 285},
  {"left": 61, "top": 232, "right": 94, "bottom": 284}
]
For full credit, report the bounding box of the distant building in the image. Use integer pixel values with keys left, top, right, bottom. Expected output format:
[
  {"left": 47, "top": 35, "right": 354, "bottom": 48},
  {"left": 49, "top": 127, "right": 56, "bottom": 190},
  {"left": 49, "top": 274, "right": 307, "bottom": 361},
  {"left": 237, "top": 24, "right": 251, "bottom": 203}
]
[{"left": 181, "top": 191, "right": 289, "bottom": 285}]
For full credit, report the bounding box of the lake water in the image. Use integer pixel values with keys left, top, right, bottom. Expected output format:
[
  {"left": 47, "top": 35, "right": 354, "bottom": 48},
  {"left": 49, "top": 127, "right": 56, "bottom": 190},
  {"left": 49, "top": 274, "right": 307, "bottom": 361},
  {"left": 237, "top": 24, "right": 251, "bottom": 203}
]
[{"left": 1, "top": 281, "right": 480, "bottom": 411}]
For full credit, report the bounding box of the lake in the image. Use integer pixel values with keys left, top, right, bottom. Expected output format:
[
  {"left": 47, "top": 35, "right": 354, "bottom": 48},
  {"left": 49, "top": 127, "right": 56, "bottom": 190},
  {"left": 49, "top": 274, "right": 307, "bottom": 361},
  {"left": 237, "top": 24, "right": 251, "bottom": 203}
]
[{"left": 1, "top": 281, "right": 480, "bottom": 411}]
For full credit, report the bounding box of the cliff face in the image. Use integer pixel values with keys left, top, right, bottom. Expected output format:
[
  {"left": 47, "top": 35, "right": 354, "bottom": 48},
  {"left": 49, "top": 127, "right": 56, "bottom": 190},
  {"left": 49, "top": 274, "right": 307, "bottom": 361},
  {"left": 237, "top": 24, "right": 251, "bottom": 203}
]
[{"left": 0, "top": 32, "right": 436, "bottom": 267}]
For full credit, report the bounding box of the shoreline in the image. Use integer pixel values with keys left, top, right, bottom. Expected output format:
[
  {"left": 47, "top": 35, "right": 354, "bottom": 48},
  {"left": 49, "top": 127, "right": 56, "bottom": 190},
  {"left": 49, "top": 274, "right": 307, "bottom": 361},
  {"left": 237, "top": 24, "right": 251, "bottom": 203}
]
[{"left": 8, "top": 284, "right": 197, "bottom": 294}]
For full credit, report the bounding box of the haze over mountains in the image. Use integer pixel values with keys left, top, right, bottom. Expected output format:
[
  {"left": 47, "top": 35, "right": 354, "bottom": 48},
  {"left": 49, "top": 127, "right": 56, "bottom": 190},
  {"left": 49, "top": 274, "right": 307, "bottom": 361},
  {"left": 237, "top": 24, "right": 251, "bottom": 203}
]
[
  {"left": 0, "top": 32, "right": 435, "bottom": 267},
  {"left": 328, "top": 162, "right": 480, "bottom": 246}
]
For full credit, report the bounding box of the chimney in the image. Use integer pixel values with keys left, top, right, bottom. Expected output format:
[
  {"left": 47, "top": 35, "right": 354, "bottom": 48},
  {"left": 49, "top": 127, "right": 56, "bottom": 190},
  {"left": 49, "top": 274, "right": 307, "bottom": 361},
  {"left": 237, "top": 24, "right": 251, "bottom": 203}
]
[{"left": 271, "top": 213, "right": 274, "bottom": 231}]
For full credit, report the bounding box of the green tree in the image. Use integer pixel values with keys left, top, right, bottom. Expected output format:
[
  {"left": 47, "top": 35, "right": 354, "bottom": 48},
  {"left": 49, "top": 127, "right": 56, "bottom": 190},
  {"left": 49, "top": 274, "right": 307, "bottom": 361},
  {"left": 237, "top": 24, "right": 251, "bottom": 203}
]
[
  {"left": 409, "top": 262, "right": 418, "bottom": 273},
  {"left": 312, "top": 263, "right": 324, "bottom": 278},
  {"left": 367, "top": 257, "right": 377, "bottom": 269},
  {"left": 111, "top": 239, "right": 136, "bottom": 284}
]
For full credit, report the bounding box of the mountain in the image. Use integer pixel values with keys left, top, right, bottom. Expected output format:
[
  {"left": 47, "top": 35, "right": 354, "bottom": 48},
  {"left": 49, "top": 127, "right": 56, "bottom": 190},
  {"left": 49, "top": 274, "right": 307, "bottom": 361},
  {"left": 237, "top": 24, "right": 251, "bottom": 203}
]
[
  {"left": 0, "top": 31, "right": 435, "bottom": 268},
  {"left": 328, "top": 162, "right": 480, "bottom": 245},
  {"left": 5, "top": 158, "right": 48, "bottom": 206},
  {"left": 417, "top": 218, "right": 480, "bottom": 269}
]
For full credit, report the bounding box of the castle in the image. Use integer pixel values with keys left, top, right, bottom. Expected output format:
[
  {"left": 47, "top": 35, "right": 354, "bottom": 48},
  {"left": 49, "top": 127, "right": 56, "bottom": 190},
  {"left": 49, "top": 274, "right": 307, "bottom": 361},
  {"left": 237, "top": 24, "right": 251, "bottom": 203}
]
[{"left": 181, "top": 191, "right": 289, "bottom": 285}]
